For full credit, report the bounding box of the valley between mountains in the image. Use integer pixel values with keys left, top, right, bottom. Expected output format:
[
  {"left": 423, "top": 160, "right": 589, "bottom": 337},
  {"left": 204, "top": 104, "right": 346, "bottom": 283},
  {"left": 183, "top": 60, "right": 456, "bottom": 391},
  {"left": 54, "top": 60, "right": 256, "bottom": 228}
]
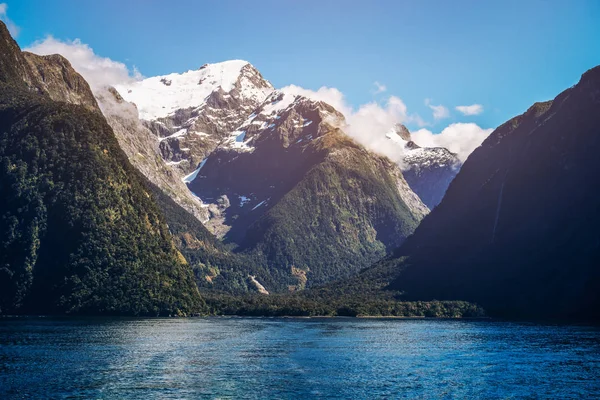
[{"left": 1, "top": 21, "right": 598, "bottom": 321}]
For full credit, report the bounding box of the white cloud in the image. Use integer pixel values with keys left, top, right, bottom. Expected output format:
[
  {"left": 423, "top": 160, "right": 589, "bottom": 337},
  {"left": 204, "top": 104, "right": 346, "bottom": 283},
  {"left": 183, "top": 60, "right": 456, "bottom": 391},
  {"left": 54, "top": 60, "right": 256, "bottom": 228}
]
[
  {"left": 425, "top": 98, "right": 450, "bottom": 120},
  {"left": 281, "top": 84, "right": 350, "bottom": 116},
  {"left": 412, "top": 123, "right": 493, "bottom": 162},
  {"left": 25, "top": 36, "right": 141, "bottom": 89},
  {"left": 0, "top": 3, "right": 20, "bottom": 38},
  {"left": 282, "top": 84, "right": 412, "bottom": 163},
  {"left": 455, "top": 104, "right": 484, "bottom": 116},
  {"left": 281, "top": 85, "right": 492, "bottom": 163},
  {"left": 373, "top": 81, "right": 387, "bottom": 94}
]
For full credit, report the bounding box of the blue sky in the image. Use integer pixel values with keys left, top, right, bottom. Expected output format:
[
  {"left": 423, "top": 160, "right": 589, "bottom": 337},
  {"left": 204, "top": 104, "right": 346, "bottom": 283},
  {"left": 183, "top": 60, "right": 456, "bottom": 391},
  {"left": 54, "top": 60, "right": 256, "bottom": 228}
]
[{"left": 3, "top": 0, "right": 600, "bottom": 131}]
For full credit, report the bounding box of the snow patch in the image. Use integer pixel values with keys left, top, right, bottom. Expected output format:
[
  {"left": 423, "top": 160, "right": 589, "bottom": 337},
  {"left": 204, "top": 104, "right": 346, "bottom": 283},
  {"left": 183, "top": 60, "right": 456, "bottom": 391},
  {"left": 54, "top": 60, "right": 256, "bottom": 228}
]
[
  {"left": 115, "top": 60, "right": 273, "bottom": 120},
  {"left": 260, "top": 91, "right": 297, "bottom": 116},
  {"left": 235, "top": 130, "right": 246, "bottom": 142},
  {"left": 182, "top": 158, "right": 208, "bottom": 183},
  {"left": 239, "top": 195, "right": 251, "bottom": 207},
  {"left": 159, "top": 128, "right": 188, "bottom": 142}
]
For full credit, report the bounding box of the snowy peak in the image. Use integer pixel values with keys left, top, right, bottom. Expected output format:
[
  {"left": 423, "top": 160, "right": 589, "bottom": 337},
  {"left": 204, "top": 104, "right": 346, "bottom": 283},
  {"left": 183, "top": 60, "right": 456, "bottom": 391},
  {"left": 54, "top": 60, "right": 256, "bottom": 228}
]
[
  {"left": 252, "top": 90, "right": 343, "bottom": 123},
  {"left": 111, "top": 60, "right": 276, "bottom": 175},
  {"left": 386, "top": 124, "right": 461, "bottom": 209},
  {"left": 115, "top": 60, "right": 274, "bottom": 121},
  {"left": 385, "top": 124, "right": 459, "bottom": 169},
  {"left": 218, "top": 90, "right": 345, "bottom": 153}
]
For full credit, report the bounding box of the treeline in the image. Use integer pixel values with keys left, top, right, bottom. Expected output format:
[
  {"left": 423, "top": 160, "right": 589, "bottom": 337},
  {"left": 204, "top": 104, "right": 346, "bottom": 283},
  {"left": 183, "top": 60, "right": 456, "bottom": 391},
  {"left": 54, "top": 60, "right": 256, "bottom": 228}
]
[{"left": 202, "top": 292, "right": 485, "bottom": 318}]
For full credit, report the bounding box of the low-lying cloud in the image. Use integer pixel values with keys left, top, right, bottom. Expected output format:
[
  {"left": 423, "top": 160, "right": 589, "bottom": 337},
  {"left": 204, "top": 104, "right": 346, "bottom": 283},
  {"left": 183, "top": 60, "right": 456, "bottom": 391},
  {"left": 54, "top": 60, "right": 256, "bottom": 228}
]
[
  {"left": 25, "top": 36, "right": 141, "bottom": 89},
  {"left": 412, "top": 123, "right": 493, "bottom": 161}
]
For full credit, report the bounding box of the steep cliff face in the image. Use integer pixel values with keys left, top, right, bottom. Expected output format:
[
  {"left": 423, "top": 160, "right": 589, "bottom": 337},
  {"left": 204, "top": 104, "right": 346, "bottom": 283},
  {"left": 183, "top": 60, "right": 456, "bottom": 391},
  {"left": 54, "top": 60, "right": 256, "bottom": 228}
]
[
  {"left": 0, "top": 24, "right": 34, "bottom": 85},
  {"left": 95, "top": 87, "right": 208, "bottom": 222},
  {"left": 22, "top": 52, "right": 99, "bottom": 111},
  {"left": 380, "top": 66, "right": 600, "bottom": 320},
  {"left": 0, "top": 21, "right": 202, "bottom": 316}
]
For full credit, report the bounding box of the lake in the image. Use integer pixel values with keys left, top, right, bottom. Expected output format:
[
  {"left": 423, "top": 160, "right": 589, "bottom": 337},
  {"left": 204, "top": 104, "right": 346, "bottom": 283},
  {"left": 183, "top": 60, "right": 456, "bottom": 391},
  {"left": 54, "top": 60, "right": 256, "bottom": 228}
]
[{"left": 1, "top": 317, "right": 599, "bottom": 399}]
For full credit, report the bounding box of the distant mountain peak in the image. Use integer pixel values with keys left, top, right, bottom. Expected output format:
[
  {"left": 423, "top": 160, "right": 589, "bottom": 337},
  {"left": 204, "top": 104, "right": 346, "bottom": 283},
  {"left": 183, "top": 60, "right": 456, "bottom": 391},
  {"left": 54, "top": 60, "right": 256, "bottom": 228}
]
[
  {"left": 384, "top": 123, "right": 461, "bottom": 209},
  {"left": 115, "top": 60, "right": 273, "bottom": 121},
  {"left": 393, "top": 123, "right": 412, "bottom": 141}
]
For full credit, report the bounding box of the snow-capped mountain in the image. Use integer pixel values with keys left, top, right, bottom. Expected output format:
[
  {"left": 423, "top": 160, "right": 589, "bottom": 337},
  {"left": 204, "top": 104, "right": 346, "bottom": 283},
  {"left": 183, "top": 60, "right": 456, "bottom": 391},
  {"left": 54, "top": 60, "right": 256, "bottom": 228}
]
[
  {"left": 113, "top": 60, "right": 461, "bottom": 216},
  {"left": 386, "top": 124, "right": 461, "bottom": 209},
  {"left": 115, "top": 61, "right": 274, "bottom": 175},
  {"left": 108, "top": 60, "right": 456, "bottom": 291}
]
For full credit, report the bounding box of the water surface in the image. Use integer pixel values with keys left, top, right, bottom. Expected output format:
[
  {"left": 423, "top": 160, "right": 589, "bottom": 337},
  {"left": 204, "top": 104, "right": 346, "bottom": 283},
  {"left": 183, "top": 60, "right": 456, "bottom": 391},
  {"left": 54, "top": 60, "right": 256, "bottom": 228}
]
[{"left": 1, "top": 317, "right": 599, "bottom": 399}]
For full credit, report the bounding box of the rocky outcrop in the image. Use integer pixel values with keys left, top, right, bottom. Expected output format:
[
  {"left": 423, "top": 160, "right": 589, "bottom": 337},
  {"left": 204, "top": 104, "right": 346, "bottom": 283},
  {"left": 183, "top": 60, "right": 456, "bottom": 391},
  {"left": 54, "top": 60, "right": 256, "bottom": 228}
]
[
  {"left": 115, "top": 61, "right": 274, "bottom": 175},
  {"left": 0, "top": 23, "right": 98, "bottom": 113},
  {"left": 95, "top": 87, "right": 209, "bottom": 222},
  {"left": 22, "top": 52, "right": 99, "bottom": 112}
]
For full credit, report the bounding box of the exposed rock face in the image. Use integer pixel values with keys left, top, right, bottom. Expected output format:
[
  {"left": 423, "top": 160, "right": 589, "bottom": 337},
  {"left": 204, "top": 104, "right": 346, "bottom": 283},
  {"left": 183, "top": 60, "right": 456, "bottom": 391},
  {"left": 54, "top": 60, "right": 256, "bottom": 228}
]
[
  {"left": 0, "top": 29, "right": 98, "bottom": 113},
  {"left": 393, "top": 123, "right": 412, "bottom": 141},
  {"left": 386, "top": 124, "right": 461, "bottom": 209},
  {"left": 115, "top": 61, "right": 274, "bottom": 175},
  {"left": 385, "top": 66, "right": 600, "bottom": 321},
  {"left": 0, "top": 25, "right": 36, "bottom": 85},
  {"left": 22, "top": 52, "right": 99, "bottom": 112},
  {"left": 95, "top": 87, "right": 208, "bottom": 222},
  {"left": 249, "top": 275, "right": 269, "bottom": 295}
]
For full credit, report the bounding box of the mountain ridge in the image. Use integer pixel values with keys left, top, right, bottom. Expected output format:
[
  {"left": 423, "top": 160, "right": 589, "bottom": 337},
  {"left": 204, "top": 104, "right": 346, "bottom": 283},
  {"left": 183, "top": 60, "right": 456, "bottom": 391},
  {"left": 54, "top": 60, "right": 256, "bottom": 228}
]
[
  {"left": 338, "top": 64, "right": 600, "bottom": 321},
  {"left": 0, "top": 21, "right": 203, "bottom": 315}
]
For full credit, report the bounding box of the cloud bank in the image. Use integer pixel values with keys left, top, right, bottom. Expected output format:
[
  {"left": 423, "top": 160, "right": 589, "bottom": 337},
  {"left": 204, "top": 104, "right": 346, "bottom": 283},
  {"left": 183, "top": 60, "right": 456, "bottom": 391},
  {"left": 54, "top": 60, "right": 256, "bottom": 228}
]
[
  {"left": 282, "top": 84, "right": 415, "bottom": 163},
  {"left": 412, "top": 123, "right": 493, "bottom": 161},
  {"left": 456, "top": 104, "right": 484, "bottom": 116},
  {"left": 0, "top": 3, "right": 19, "bottom": 37},
  {"left": 282, "top": 85, "right": 491, "bottom": 164},
  {"left": 25, "top": 36, "right": 141, "bottom": 89}
]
